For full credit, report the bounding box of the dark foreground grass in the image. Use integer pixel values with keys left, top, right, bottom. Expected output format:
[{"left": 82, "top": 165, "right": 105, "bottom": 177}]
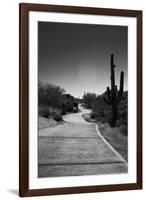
[
  {"left": 82, "top": 113, "right": 128, "bottom": 161},
  {"left": 98, "top": 122, "right": 128, "bottom": 161}
]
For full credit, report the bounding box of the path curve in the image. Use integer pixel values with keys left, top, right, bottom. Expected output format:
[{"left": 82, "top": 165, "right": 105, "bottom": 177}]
[{"left": 38, "top": 105, "right": 127, "bottom": 177}]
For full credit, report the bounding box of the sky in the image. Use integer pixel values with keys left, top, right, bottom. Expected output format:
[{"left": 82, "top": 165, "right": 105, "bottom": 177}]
[{"left": 38, "top": 21, "right": 128, "bottom": 98}]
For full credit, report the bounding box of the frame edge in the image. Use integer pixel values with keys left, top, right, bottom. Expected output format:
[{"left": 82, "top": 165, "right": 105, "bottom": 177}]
[
  {"left": 19, "top": 3, "right": 143, "bottom": 197},
  {"left": 19, "top": 3, "right": 29, "bottom": 197}
]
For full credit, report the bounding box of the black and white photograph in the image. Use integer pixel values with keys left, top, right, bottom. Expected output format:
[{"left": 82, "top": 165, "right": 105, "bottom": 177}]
[
  {"left": 19, "top": 3, "right": 142, "bottom": 197},
  {"left": 38, "top": 21, "right": 128, "bottom": 178}
]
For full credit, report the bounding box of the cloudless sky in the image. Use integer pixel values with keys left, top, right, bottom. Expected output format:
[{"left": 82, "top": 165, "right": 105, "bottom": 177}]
[{"left": 38, "top": 22, "right": 127, "bottom": 98}]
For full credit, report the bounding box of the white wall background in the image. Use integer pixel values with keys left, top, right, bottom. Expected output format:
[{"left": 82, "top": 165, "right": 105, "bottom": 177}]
[{"left": 0, "top": 0, "right": 145, "bottom": 199}]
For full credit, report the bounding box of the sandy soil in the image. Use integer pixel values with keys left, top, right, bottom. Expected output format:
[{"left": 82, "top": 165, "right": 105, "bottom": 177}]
[{"left": 39, "top": 117, "right": 58, "bottom": 129}]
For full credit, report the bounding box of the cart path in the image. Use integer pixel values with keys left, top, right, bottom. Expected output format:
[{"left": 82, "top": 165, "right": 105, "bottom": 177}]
[{"left": 38, "top": 105, "right": 127, "bottom": 177}]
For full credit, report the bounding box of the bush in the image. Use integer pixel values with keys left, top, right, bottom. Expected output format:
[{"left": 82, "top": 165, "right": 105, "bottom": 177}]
[
  {"left": 38, "top": 81, "right": 65, "bottom": 107},
  {"left": 52, "top": 112, "right": 63, "bottom": 122},
  {"left": 65, "top": 102, "right": 74, "bottom": 112},
  {"left": 120, "top": 124, "right": 128, "bottom": 135},
  {"left": 39, "top": 106, "right": 50, "bottom": 118},
  {"left": 54, "top": 114, "right": 62, "bottom": 122},
  {"left": 38, "top": 81, "right": 79, "bottom": 118},
  {"left": 85, "top": 91, "right": 128, "bottom": 129},
  {"left": 83, "top": 93, "right": 97, "bottom": 108},
  {"left": 116, "top": 119, "right": 121, "bottom": 127},
  {"left": 90, "top": 112, "right": 98, "bottom": 119},
  {"left": 61, "top": 108, "right": 66, "bottom": 115},
  {"left": 73, "top": 108, "right": 79, "bottom": 113}
]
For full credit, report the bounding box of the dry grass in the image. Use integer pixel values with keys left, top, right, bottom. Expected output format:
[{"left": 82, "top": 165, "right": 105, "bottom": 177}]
[
  {"left": 39, "top": 116, "right": 58, "bottom": 129},
  {"left": 98, "top": 122, "right": 128, "bottom": 161}
]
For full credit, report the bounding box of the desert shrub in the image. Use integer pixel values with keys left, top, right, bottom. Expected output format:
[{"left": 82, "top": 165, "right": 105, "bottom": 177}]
[
  {"left": 65, "top": 102, "right": 74, "bottom": 112},
  {"left": 38, "top": 81, "right": 79, "bottom": 119},
  {"left": 61, "top": 107, "right": 66, "bottom": 115},
  {"left": 52, "top": 112, "right": 62, "bottom": 121},
  {"left": 73, "top": 102, "right": 78, "bottom": 109},
  {"left": 38, "top": 106, "right": 50, "bottom": 118},
  {"left": 83, "top": 93, "right": 97, "bottom": 108},
  {"left": 101, "top": 118, "right": 110, "bottom": 123},
  {"left": 38, "top": 81, "right": 65, "bottom": 108},
  {"left": 120, "top": 124, "right": 128, "bottom": 135},
  {"left": 84, "top": 91, "right": 128, "bottom": 130},
  {"left": 116, "top": 117, "right": 127, "bottom": 127},
  {"left": 73, "top": 108, "right": 78, "bottom": 113},
  {"left": 116, "top": 119, "right": 122, "bottom": 127},
  {"left": 90, "top": 112, "right": 98, "bottom": 119}
]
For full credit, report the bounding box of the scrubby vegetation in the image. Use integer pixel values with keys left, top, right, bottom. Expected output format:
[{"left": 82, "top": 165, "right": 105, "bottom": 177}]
[
  {"left": 38, "top": 81, "right": 79, "bottom": 123},
  {"left": 82, "top": 54, "right": 128, "bottom": 160},
  {"left": 83, "top": 91, "right": 128, "bottom": 136},
  {"left": 98, "top": 122, "right": 128, "bottom": 161},
  {"left": 82, "top": 91, "right": 128, "bottom": 160}
]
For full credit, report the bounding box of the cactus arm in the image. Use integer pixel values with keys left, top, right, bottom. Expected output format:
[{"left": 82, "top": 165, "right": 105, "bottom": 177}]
[
  {"left": 103, "top": 54, "right": 124, "bottom": 127},
  {"left": 107, "top": 87, "right": 112, "bottom": 101},
  {"left": 103, "top": 86, "right": 112, "bottom": 104},
  {"left": 117, "top": 71, "right": 124, "bottom": 103},
  {"left": 111, "top": 54, "right": 116, "bottom": 90},
  {"left": 118, "top": 71, "right": 124, "bottom": 98}
]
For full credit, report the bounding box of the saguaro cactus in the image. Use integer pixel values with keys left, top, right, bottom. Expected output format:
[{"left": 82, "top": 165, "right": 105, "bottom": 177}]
[{"left": 103, "top": 54, "right": 124, "bottom": 127}]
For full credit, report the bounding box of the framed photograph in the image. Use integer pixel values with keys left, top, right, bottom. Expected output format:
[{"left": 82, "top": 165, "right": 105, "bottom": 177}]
[{"left": 19, "top": 3, "right": 142, "bottom": 197}]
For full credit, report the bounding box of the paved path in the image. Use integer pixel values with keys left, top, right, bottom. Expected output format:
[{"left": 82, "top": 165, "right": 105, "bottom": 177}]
[{"left": 38, "top": 105, "right": 127, "bottom": 177}]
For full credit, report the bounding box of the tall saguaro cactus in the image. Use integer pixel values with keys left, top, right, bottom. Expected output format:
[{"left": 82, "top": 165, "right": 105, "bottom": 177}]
[{"left": 103, "top": 54, "right": 124, "bottom": 127}]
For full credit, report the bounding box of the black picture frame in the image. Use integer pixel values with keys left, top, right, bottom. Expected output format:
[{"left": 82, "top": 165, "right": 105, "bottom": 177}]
[{"left": 19, "top": 3, "right": 142, "bottom": 197}]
